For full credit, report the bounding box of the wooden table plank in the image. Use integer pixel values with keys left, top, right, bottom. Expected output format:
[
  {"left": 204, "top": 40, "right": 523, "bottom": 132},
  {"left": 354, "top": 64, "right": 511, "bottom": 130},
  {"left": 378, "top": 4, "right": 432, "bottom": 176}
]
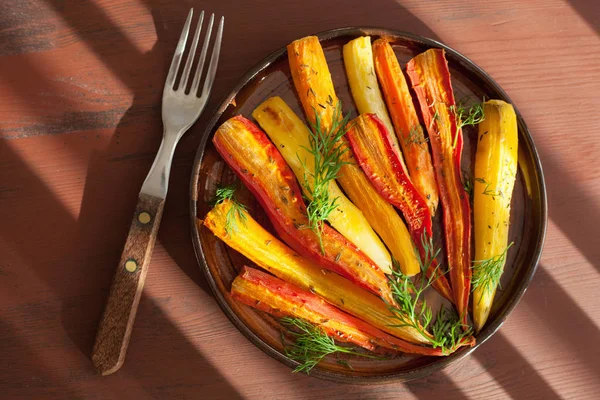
[{"left": 1, "top": 0, "right": 599, "bottom": 398}]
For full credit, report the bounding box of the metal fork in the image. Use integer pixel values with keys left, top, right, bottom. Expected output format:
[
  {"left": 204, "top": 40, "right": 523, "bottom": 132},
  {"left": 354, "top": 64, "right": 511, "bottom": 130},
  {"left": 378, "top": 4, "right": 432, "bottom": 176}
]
[{"left": 91, "top": 9, "right": 224, "bottom": 376}]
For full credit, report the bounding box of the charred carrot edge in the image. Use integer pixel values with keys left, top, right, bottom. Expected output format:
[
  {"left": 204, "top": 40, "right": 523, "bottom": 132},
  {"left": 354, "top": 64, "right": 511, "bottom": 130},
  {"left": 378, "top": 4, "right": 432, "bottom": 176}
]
[
  {"left": 232, "top": 266, "right": 451, "bottom": 356},
  {"left": 406, "top": 49, "right": 472, "bottom": 323},
  {"left": 342, "top": 36, "right": 408, "bottom": 172},
  {"left": 372, "top": 39, "right": 439, "bottom": 215},
  {"left": 347, "top": 114, "right": 431, "bottom": 240},
  {"left": 346, "top": 114, "right": 453, "bottom": 302},
  {"left": 252, "top": 96, "right": 393, "bottom": 274},
  {"left": 212, "top": 115, "right": 393, "bottom": 303},
  {"left": 203, "top": 200, "right": 431, "bottom": 344},
  {"left": 287, "top": 35, "right": 421, "bottom": 277}
]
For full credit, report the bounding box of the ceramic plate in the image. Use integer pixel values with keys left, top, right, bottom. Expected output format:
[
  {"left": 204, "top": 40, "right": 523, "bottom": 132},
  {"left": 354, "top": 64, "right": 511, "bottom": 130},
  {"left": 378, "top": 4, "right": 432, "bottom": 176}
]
[{"left": 190, "top": 28, "right": 547, "bottom": 383}]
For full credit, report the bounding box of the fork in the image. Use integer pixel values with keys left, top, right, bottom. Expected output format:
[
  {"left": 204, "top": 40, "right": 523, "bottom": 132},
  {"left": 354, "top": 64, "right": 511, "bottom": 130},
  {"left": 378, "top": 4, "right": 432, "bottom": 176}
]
[{"left": 91, "top": 9, "right": 224, "bottom": 376}]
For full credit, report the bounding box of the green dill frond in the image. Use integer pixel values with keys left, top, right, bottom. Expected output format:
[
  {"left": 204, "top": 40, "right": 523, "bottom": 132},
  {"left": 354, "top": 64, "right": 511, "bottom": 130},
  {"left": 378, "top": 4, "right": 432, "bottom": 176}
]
[
  {"left": 387, "top": 231, "right": 471, "bottom": 354},
  {"left": 462, "top": 171, "right": 474, "bottom": 200},
  {"left": 431, "top": 306, "right": 473, "bottom": 355},
  {"left": 429, "top": 110, "right": 439, "bottom": 131},
  {"left": 210, "top": 182, "right": 248, "bottom": 234},
  {"left": 301, "top": 100, "right": 352, "bottom": 253},
  {"left": 453, "top": 101, "right": 485, "bottom": 148},
  {"left": 280, "top": 317, "right": 383, "bottom": 374},
  {"left": 404, "top": 125, "right": 429, "bottom": 147},
  {"left": 472, "top": 242, "right": 514, "bottom": 296},
  {"left": 457, "top": 102, "right": 486, "bottom": 129},
  {"left": 474, "top": 177, "right": 504, "bottom": 198}
]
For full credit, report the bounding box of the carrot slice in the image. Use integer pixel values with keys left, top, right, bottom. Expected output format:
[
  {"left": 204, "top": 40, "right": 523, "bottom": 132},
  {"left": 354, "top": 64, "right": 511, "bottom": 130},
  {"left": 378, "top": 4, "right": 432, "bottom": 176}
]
[
  {"left": 406, "top": 49, "right": 472, "bottom": 323},
  {"left": 203, "top": 200, "right": 431, "bottom": 344},
  {"left": 232, "top": 266, "right": 451, "bottom": 355},
  {"left": 287, "top": 35, "right": 420, "bottom": 277},
  {"left": 372, "top": 39, "right": 439, "bottom": 214},
  {"left": 472, "top": 100, "right": 518, "bottom": 332},
  {"left": 252, "top": 96, "right": 392, "bottom": 274},
  {"left": 346, "top": 113, "right": 453, "bottom": 303},
  {"left": 213, "top": 115, "right": 393, "bottom": 303}
]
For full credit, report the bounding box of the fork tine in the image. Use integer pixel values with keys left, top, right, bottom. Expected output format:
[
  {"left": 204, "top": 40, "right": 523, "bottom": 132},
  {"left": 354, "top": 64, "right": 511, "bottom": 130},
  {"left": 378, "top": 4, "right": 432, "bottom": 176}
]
[
  {"left": 165, "top": 8, "right": 193, "bottom": 89},
  {"left": 179, "top": 11, "right": 204, "bottom": 92},
  {"left": 201, "top": 16, "right": 224, "bottom": 97},
  {"left": 190, "top": 13, "right": 215, "bottom": 95}
]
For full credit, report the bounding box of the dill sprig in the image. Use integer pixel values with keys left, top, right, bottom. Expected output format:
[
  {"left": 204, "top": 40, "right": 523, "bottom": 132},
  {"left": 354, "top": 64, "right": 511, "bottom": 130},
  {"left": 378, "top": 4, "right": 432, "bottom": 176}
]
[
  {"left": 431, "top": 306, "right": 473, "bottom": 352},
  {"left": 429, "top": 110, "right": 439, "bottom": 131},
  {"left": 404, "top": 125, "right": 429, "bottom": 147},
  {"left": 451, "top": 101, "right": 485, "bottom": 148},
  {"left": 472, "top": 242, "right": 514, "bottom": 297},
  {"left": 210, "top": 182, "right": 247, "bottom": 234},
  {"left": 474, "top": 177, "right": 504, "bottom": 198},
  {"left": 387, "top": 232, "right": 472, "bottom": 354},
  {"left": 462, "top": 171, "right": 474, "bottom": 200},
  {"left": 301, "top": 101, "right": 352, "bottom": 253},
  {"left": 387, "top": 232, "right": 440, "bottom": 341},
  {"left": 280, "top": 317, "right": 382, "bottom": 374},
  {"left": 457, "top": 102, "right": 485, "bottom": 129}
]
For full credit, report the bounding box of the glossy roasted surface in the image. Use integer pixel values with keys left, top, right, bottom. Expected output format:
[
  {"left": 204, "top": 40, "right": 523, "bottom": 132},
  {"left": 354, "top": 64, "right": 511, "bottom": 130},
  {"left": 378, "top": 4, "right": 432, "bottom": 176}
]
[
  {"left": 192, "top": 28, "right": 544, "bottom": 382},
  {"left": 1, "top": 0, "right": 598, "bottom": 398}
]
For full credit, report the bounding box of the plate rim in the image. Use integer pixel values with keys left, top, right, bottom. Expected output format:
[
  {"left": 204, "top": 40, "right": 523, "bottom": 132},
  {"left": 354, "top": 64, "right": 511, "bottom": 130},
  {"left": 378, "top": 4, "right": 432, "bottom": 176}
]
[{"left": 189, "top": 27, "right": 548, "bottom": 384}]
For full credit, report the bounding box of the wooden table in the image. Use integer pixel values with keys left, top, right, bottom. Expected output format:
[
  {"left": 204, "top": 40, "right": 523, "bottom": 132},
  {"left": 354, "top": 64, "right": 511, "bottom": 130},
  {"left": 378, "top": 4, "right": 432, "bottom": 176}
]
[{"left": 1, "top": 0, "right": 599, "bottom": 398}]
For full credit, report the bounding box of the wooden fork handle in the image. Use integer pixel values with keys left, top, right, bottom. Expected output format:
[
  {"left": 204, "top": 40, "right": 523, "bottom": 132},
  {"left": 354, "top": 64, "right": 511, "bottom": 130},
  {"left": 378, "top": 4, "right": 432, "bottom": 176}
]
[{"left": 92, "top": 193, "right": 165, "bottom": 375}]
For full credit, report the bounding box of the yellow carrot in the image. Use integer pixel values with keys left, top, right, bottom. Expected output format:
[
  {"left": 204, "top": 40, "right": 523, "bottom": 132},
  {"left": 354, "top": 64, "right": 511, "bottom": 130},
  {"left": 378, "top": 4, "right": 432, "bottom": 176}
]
[
  {"left": 232, "top": 266, "right": 450, "bottom": 356},
  {"left": 472, "top": 100, "right": 519, "bottom": 332},
  {"left": 203, "top": 200, "right": 430, "bottom": 344},
  {"left": 252, "top": 96, "right": 393, "bottom": 273},
  {"left": 343, "top": 36, "right": 408, "bottom": 172},
  {"left": 288, "top": 35, "right": 420, "bottom": 276}
]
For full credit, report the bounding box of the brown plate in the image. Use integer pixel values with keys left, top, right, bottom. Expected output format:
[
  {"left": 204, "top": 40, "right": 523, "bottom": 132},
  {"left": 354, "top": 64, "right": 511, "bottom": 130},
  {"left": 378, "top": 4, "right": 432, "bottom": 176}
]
[{"left": 189, "top": 28, "right": 547, "bottom": 383}]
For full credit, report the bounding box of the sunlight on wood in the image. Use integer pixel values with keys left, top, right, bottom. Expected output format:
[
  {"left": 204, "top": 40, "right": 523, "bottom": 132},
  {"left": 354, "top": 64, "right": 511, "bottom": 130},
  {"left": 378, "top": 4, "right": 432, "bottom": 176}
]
[
  {"left": 543, "top": 219, "right": 600, "bottom": 329},
  {"left": 91, "top": 0, "right": 157, "bottom": 54}
]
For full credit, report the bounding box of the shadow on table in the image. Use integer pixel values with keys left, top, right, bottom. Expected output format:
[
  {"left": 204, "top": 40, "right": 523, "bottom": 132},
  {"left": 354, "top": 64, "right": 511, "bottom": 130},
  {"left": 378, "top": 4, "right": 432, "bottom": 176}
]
[
  {"left": 0, "top": 139, "right": 243, "bottom": 398},
  {"left": 1, "top": 0, "right": 599, "bottom": 398},
  {"left": 0, "top": 0, "right": 239, "bottom": 397},
  {"left": 0, "top": 320, "right": 80, "bottom": 399},
  {"left": 566, "top": 0, "right": 600, "bottom": 35},
  {"left": 536, "top": 146, "right": 600, "bottom": 271}
]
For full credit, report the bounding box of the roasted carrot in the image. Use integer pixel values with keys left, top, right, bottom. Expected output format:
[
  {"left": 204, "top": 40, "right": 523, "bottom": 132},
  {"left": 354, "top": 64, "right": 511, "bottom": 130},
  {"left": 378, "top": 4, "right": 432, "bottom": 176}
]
[
  {"left": 287, "top": 35, "right": 420, "bottom": 277},
  {"left": 343, "top": 36, "right": 407, "bottom": 171},
  {"left": 232, "top": 266, "right": 452, "bottom": 355},
  {"left": 472, "top": 100, "right": 518, "bottom": 332},
  {"left": 346, "top": 113, "right": 453, "bottom": 302},
  {"left": 212, "top": 115, "right": 393, "bottom": 303},
  {"left": 406, "top": 49, "right": 472, "bottom": 323},
  {"left": 203, "top": 200, "right": 431, "bottom": 344},
  {"left": 252, "top": 96, "right": 393, "bottom": 274},
  {"left": 372, "top": 39, "right": 439, "bottom": 214}
]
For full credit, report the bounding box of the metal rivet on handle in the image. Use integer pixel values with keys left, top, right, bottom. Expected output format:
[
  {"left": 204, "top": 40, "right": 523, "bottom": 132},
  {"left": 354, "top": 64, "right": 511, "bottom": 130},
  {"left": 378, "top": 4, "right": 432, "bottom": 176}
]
[
  {"left": 125, "top": 259, "right": 138, "bottom": 273},
  {"left": 138, "top": 212, "right": 151, "bottom": 224}
]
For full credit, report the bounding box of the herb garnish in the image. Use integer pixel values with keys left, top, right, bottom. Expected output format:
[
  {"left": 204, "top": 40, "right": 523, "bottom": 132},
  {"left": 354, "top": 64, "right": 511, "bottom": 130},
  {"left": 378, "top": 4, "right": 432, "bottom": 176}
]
[
  {"left": 429, "top": 110, "right": 439, "bottom": 131},
  {"left": 387, "top": 232, "right": 472, "bottom": 354},
  {"left": 210, "top": 183, "right": 247, "bottom": 234},
  {"left": 472, "top": 242, "right": 514, "bottom": 298},
  {"left": 404, "top": 125, "right": 429, "bottom": 147},
  {"left": 474, "top": 177, "right": 503, "bottom": 198},
  {"left": 300, "top": 101, "right": 352, "bottom": 253},
  {"left": 457, "top": 102, "right": 485, "bottom": 129},
  {"left": 281, "top": 317, "right": 382, "bottom": 374},
  {"left": 452, "top": 101, "right": 485, "bottom": 148},
  {"left": 462, "top": 171, "right": 474, "bottom": 199}
]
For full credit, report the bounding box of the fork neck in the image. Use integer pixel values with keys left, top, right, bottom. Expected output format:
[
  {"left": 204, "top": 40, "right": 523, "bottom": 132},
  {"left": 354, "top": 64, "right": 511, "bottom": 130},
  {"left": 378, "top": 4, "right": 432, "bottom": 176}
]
[{"left": 140, "top": 130, "right": 180, "bottom": 199}]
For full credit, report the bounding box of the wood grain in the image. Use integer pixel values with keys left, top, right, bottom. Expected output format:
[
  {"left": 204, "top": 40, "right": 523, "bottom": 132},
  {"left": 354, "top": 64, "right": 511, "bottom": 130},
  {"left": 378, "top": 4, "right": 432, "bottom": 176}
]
[
  {"left": 92, "top": 193, "right": 165, "bottom": 375},
  {"left": 1, "top": 0, "right": 599, "bottom": 398}
]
